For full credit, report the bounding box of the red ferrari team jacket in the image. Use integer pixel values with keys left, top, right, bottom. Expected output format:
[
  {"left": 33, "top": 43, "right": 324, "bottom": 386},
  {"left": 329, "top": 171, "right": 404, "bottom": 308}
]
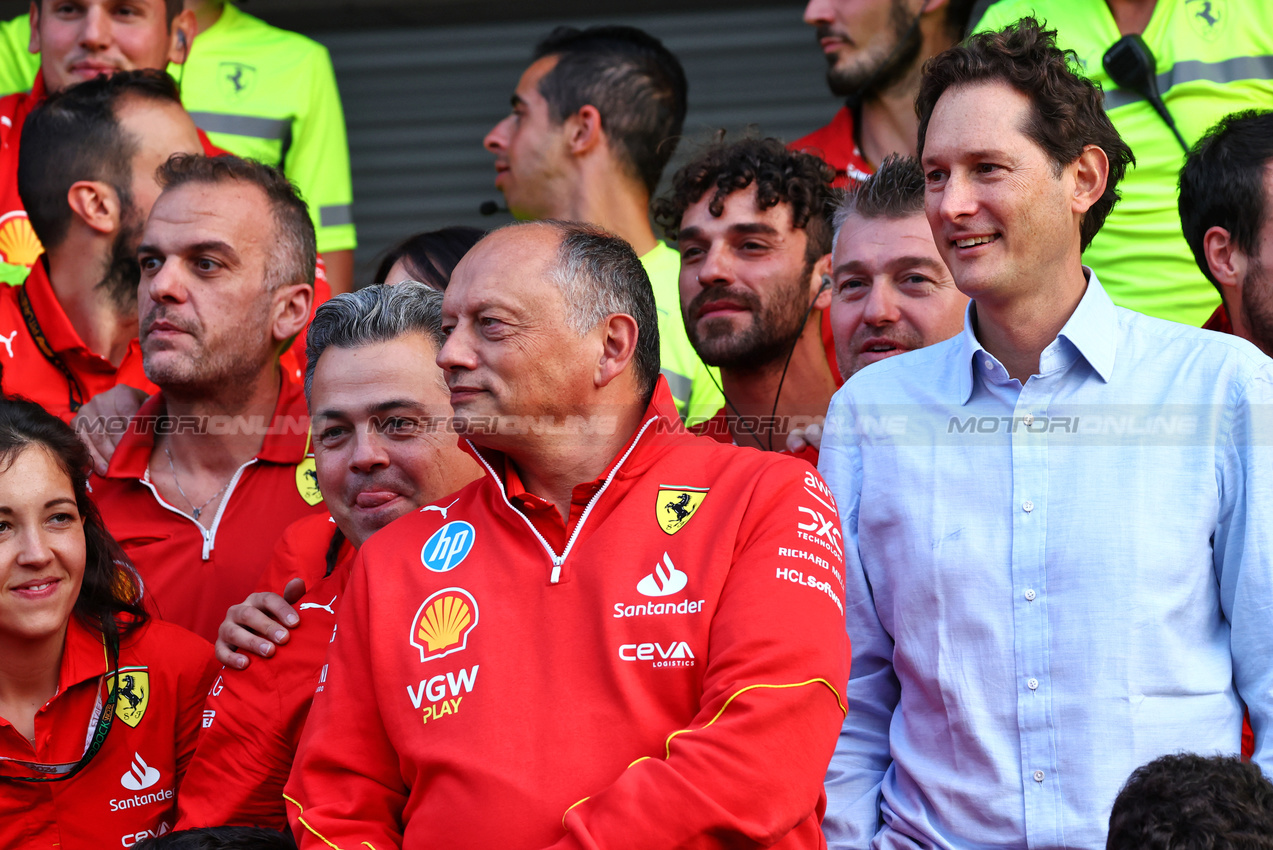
[
  {"left": 91, "top": 369, "right": 328, "bottom": 642},
  {"left": 178, "top": 514, "right": 356, "bottom": 830},
  {"left": 285, "top": 379, "right": 851, "bottom": 850},
  {"left": 0, "top": 617, "right": 217, "bottom": 850}
]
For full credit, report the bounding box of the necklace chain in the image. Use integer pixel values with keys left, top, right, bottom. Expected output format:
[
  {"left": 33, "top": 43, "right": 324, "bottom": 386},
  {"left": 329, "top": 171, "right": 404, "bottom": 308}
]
[{"left": 164, "top": 444, "right": 231, "bottom": 522}]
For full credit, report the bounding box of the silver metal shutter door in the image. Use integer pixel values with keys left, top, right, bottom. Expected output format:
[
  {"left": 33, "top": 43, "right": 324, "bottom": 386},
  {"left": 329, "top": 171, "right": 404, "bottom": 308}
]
[{"left": 316, "top": 6, "right": 840, "bottom": 279}]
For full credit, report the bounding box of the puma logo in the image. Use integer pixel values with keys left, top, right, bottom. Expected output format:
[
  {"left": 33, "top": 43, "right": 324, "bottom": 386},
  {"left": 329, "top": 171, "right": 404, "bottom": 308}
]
[
  {"left": 420, "top": 499, "right": 460, "bottom": 521},
  {"left": 0, "top": 330, "right": 16, "bottom": 358},
  {"left": 299, "top": 595, "right": 337, "bottom": 615}
]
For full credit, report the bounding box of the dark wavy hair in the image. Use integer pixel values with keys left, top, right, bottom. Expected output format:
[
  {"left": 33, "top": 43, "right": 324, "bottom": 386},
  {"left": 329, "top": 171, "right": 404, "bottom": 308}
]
[
  {"left": 1179, "top": 110, "right": 1273, "bottom": 294},
  {"left": 373, "top": 227, "right": 485, "bottom": 289},
  {"left": 0, "top": 398, "right": 146, "bottom": 643},
  {"left": 916, "top": 17, "right": 1134, "bottom": 252},
  {"left": 653, "top": 136, "right": 836, "bottom": 269},
  {"left": 1107, "top": 753, "right": 1273, "bottom": 849}
]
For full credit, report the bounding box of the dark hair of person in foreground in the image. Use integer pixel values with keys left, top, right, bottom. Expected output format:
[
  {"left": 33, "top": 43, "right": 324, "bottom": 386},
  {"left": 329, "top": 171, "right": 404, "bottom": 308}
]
[
  {"left": 373, "top": 226, "right": 486, "bottom": 289},
  {"left": 133, "top": 826, "right": 296, "bottom": 849},
  {"left": 1106, "top": 753, "right": 1273, "bottom": 850}
]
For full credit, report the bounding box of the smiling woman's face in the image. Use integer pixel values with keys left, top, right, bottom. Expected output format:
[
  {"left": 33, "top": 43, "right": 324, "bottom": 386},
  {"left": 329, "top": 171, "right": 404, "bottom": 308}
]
[{"left": 0, "top": 446, "right": 86, "bottom": 645}]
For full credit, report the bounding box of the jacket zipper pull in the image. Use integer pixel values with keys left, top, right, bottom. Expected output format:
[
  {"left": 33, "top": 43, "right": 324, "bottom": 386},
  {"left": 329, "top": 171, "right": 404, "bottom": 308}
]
[
  {"left": 201, "top": 528, "right": 212, "bottom": 561},
  {"left": 550, "top": 557, "right": 564, "bottom": 584}
]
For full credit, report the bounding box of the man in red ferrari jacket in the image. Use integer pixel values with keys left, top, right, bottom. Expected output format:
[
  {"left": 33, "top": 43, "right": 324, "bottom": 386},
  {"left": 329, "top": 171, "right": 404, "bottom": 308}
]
[
  {"left": 285, "top": 221, "right": 850, "bottom": 849},
  {"left": 174, "top": 283, "right": 481, "bottom": 830}
]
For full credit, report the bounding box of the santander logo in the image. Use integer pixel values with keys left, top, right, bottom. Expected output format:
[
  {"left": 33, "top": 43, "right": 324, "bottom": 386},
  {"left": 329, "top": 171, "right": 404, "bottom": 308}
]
[
  {"left": 120, "top": 752, "right": 160, "bottom": 791},
  {"left": 636, "top": 552, "right": 688, "bottom": 598}
]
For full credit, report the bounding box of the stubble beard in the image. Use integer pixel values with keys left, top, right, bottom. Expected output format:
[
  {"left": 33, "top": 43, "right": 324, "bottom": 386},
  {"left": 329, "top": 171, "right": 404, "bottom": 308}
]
[{"left": 824, "top": 0, "right": 925, "bottom": 100}]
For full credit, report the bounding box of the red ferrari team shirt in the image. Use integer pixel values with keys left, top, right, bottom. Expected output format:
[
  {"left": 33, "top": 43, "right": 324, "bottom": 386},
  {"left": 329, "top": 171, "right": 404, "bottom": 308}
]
[
  {"left": 790, "top": 105, "right": 872, "bottom": 189},
  {"left": 252, "top": 512, "right": 351, "bottom": 595},
  {"left": 178, "top": 514, "right": 355, "bottom": 831},
  {"left": 692, "top": 407, "right": 822, "bottom": 466},
  {"left": 0, "top": 256, "right": 153, "bottom": 420},
  {"left": 0, "top": 617, "right": 217, "bottom": 850},
  {"left": 91, "top": 369, "right": 327, "bottom": 642},
  {"left": 286, "top": 378, "right": 851, "bottom": 850}
]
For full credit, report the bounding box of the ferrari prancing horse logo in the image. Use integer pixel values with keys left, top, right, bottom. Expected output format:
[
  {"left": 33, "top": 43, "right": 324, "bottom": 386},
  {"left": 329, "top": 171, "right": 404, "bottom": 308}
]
[
  {"left": 296, "top": 458, "right": 324, "bottom": 506},
  {"left": 656, "top": 486, "right": 708, "bottom": 535},
  {"left": 108, "top": 668, "right": 149, "bottom": 728}
]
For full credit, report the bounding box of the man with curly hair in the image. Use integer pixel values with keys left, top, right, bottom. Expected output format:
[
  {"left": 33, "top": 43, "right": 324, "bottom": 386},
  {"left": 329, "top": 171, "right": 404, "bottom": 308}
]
[
  {"left": 819, "top": 18, "right": 1273, "bottom": 848},
  {"left": 653, "top": 138, "right": 839, "bottom": 459},
  {"left": 1107, "top": 754, "right": 1273, "bottom": 850}
]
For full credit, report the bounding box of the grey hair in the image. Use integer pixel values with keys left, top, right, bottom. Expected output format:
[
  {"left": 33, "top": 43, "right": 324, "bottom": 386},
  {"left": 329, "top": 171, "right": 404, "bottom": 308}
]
[
  {"left": 832, "top": 154, "right": 927, "bottom": 243},
  {"left": 304, "top": 282, "right": 446, "bottom": 402},
  {"left": 536, "top": 220, "right": 660, "bottom": 400}
]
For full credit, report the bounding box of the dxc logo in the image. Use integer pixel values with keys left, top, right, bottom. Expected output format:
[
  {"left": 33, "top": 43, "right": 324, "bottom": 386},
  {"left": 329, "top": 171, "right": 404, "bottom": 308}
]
[
  {"left": 421, "top": 521, "right": 475, "bottom": 573},
  {"left": 797, "top": 506, "right": 843, "bottom": 558}
]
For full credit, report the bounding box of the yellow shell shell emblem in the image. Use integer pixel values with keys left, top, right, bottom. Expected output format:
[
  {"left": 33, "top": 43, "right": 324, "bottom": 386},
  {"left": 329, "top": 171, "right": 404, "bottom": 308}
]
[
  {"left": 409, "top": 587, "right": 478, "bottom": 662},
  {"left": 0, "top": 211, "right": 42, "bottom": 268},
  {"left": 295, "top": 457, "right": 323, "bottom": 505},
  {"left": 657, "top": 486, "right": 708, "bottom": 534},
  {"left": 108, "top": 667, "right": 150, "bottom": 728}
]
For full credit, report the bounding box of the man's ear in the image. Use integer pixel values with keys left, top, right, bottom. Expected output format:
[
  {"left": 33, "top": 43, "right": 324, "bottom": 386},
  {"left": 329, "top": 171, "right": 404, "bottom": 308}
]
[
  {"left": 272, "top": 281, "right": 314, "bottom": 348},
  {"left": 66, "top": 181, "right": 121, "bottom": 236},
  {"left": 1202, "top": 225, "right": 1246, "bottom": 301},
  {"left": 1070, "top": 144, "right": 1110, "bottom": 217},
  {"left": 594, "top": 312, "right": 639, "bottom": 389},
  {"left": 167, "top": 9, "right": 197, "bottom": 67},
  {"left": 28, "top": 1, "right": 41, "bottom": 55},
  {"left": 811, "top": 252, "right": 833, "bottom": 312},
  {"left": 565, "top": 105, "right": 604, "bottom": 157}
]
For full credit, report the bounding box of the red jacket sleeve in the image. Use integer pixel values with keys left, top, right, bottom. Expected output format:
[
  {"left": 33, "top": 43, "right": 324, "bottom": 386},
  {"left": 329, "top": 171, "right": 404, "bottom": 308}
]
[
  {"left": 176, "top": 661, "right": 292, "bottom": 830},
  {"left": 170, "top": 629, "right": 220, "bottom": 787},
  {"left": 548, "top": 460, "right": 850, "bottom": 850},
  {"left": 284, "top": 551, "right": 407, "bottom": 850}
]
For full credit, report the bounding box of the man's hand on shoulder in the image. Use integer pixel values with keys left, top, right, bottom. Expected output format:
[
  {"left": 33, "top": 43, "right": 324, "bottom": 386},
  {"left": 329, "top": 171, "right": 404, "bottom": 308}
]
[
  {"left": 73, "top": 385, "right": 147, "bottom": 475},
  {"left": 215, "top": 578, "right": 307, "bottom": 669}
]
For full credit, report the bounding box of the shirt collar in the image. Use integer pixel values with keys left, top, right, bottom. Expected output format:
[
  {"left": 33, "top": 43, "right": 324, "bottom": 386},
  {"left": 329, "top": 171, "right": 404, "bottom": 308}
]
[
  {"left": 105, "top": 366, "right": 311, "bottom": 478},
  {"left": 58, "top": 617, "right": 111, "bottom": 691},
  {"left": 956, "top": 268, "right": 1118, "bottom": 404},
  {"left": 23, "top": 256, "right": 103, "bottom": 359}
]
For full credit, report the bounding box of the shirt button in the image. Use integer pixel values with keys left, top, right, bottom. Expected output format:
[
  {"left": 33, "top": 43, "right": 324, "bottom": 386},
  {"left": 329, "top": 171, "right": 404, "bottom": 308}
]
[
  {"left": 1033, "top": 770, "right": 1045, "bottom": 782},
  {"left": 1023, "top": 414, "right": 1034, "bottom": 426},
  {"left": 984, "top": 358, "right": 994, "bottom": 370},
  {"left": 1022, "top": 500, "right": 1034, "bottom": 513},
  {"left": 1028, "top": 678, "right": 1039, "bottom": 690},
  {"left": 1025, "top": 589, "right": 1036, "bottom": 601}
]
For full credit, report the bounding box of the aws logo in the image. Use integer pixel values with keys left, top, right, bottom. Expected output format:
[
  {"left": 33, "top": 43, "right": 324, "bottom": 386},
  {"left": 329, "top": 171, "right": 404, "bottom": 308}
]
[{"left": 409, "top": 587, "right": 478, "bottom": 663}]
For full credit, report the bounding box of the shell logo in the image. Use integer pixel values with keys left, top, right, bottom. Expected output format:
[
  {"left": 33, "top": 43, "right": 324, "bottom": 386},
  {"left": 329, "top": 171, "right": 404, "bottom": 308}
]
[
  {"left": 409, "top": 587, "right": 478, "bottom": 663},
  {"left": 0, "top": 211, "right": 42, "bottom": 268}
]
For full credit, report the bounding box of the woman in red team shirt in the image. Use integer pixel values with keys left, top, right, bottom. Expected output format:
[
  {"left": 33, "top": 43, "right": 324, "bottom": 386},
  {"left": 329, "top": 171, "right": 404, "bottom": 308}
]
[{"left": 0, "top": 398, "right": 216, "bottom": 849}]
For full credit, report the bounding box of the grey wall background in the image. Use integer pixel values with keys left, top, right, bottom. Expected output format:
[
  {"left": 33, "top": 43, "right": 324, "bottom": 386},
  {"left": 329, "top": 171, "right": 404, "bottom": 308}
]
[{"left": 324, "top": 6, "right": 839, "bottom": 280}]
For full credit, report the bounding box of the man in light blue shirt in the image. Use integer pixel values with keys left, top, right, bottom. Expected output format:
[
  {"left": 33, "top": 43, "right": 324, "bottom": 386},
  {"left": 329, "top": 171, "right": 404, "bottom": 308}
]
[{"left": 819, "top": 18, "right": 1273, "bottom": 850}]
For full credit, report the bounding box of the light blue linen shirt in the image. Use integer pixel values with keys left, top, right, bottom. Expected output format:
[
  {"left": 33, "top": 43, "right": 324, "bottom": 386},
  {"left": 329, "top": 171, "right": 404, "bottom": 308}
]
[{"left": 819, "top": 272, "right": 1273, "bottom": 849}]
